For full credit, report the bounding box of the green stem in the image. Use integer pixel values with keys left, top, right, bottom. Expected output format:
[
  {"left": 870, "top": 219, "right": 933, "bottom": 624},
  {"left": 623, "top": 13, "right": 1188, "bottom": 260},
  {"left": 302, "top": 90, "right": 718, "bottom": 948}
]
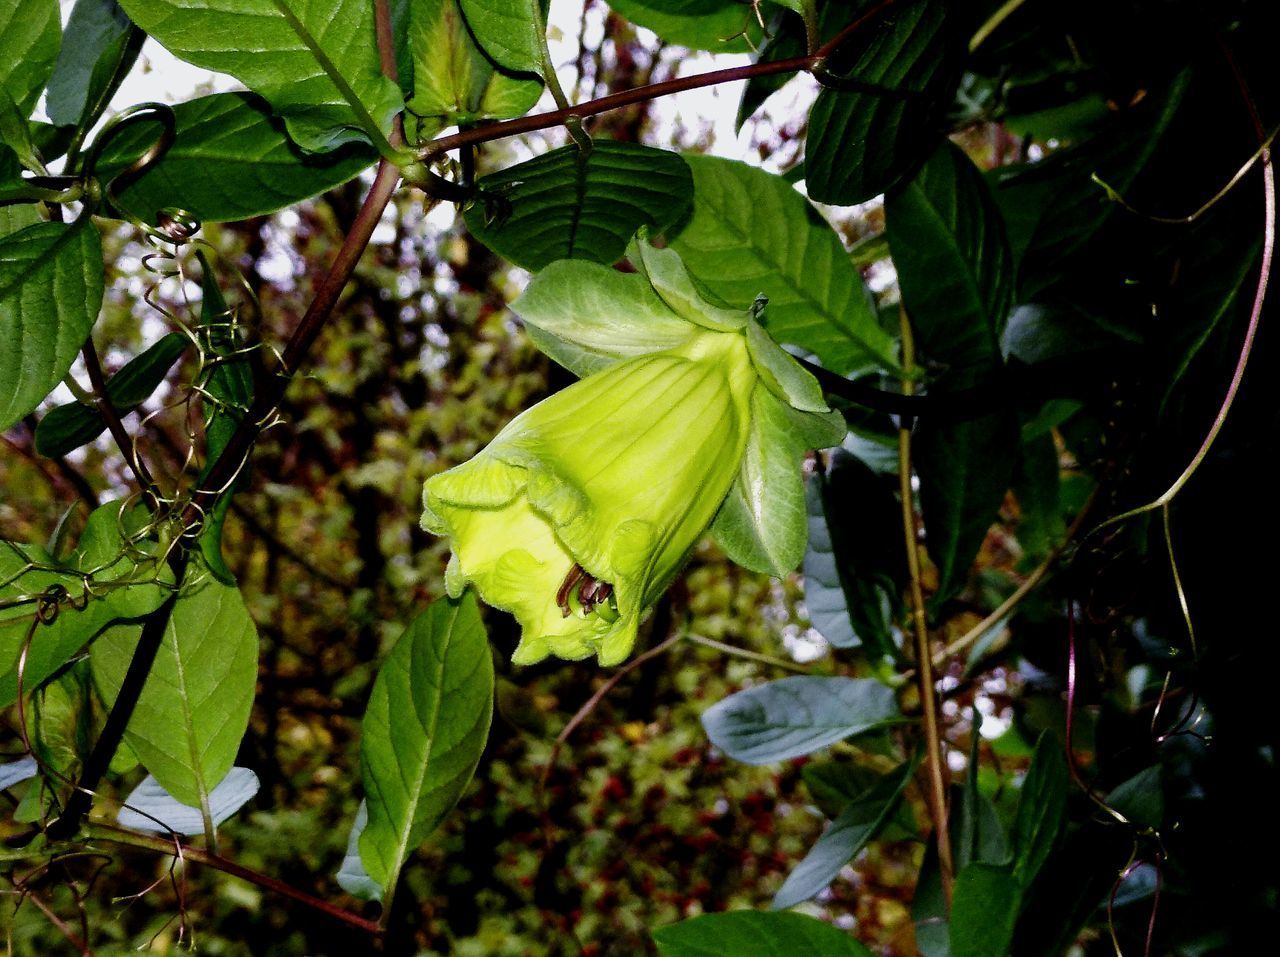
[
  {"left": 684, "top": 632, "right": 811, "bottom": 673},
  {"left": 969, "top": 0, "right": 1029, "bottom": 52}
]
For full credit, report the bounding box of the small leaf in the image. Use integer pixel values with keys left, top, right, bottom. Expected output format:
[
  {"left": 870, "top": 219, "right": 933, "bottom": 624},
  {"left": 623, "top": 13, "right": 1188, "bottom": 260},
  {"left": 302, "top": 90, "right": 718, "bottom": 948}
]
[
  {"left": 0, "top": 0, "right": 61, "bottom": 117},
  {"left": 0, "top": 88, "right": 43, "bottom": 174},
  {"left": 456, "top": 0, "right": 547, "bottom": 75},
  {"left": 44, "top": 0, "right": 144, "bottom": 131},
  {"left": 701, "top": 676, "right": 902, "bottom": 765},
  {"left": 336, "top": 801, "right": 382, "bottom": 901},
  {"left": 1106, "top": 765, "right": 1163, "bottom": 830},
  {"left": 1012, "top": 732, "right": 1068, "bottom": 887},
  {"left": 92, "top": 558, "right": 259, "bottom": 813},
  {"left": 608, "top": 0, "right": 761, "bottom": 55},
  {"left": 35, "top": 333, "right": 189, "bottom": 458},
  {"left": 805, "top": 0, "right": 960, "bottom": 206},
  {"left": 116, "top": 0, "right": 402, "bottom": 152},
  {"left": 117, "top": 769, "right": 260, "bottom": 835},
  {"left": 93, "top": 92, "right": 376, "bottom": 223},
  {"left": 668, "top": 155, "right": 896, "bottom": 376},
  {"left": 0, "top": 219, "right": 104, "bottom": 433},
  {"left": 950, "top": 863, "right": 1021, "bottom": 957},
  {"left": 358, "top": 593, "right": 494, "bottom": 903},
  {"left": 464, "top": 142, "right": 694, "bottom": 272},
  {"left": 773, "top": 757, "right": 917, "bottom": 910},
  {"left": 653, "top": 910, "right": 874, "bottom": 957}
]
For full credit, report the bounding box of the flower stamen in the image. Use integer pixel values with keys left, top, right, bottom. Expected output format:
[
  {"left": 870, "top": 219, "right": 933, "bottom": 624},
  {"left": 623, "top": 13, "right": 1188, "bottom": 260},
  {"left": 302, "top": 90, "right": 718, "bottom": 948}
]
[{"left": 556, "top": 563, "right": 615, "bottom": 618}]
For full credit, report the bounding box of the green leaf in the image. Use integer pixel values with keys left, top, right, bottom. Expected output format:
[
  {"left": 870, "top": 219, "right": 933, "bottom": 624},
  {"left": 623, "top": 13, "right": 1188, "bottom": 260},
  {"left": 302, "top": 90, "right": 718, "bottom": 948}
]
[
  {"left": 0, "top": 219, "right": 104, "bottom": 432},
  {"left": 1011, "top": 732, "right": 1068, "bottom": 887},
  {"left": 91, "top": 557, "right": 259, "bottom": 814},
  {"left": 44, "top": 0, "right": 144, "bottom": 131},
  {"left": 772, "top": 756, "right": 917, "bottom": 910},
  {"left": 0, "top": 87, "right": 43, "bottom": 174},
  {"left": 701, "top": 676, "right": 902, "bottom": 765},
  {"left": 358, "top": 593, "right": 494, "bottom": 902},
  {"left": 409, "top": 0, "right": 542, "bottom": 129},
  {"left": 0, "top": 203, "right": 41, "bottom": 241},
  {"left": 115, "top": 0, "right": 402, "bottom": 153},
  {"left": 513, "top": 259, "right": 696, "bottom": 377},
  {"left": 93, "top": 92, "right": 376, "bottom": 223},
  {"left": 887, "top": 140, "right": 1013, "bottom": 369},
  {"left": 653, "top": 910, "right": 873, "bottom": 957},
  {"left": 464, "top": 141, "right": 694, "bottom": 272},
  {"left": 1011, "top": 433, "right": 1063, "bottom": 562},
  {"left": 608, "top": 0, "right": 761, "bottom": 55},
  {"left": 803, "top": 449, "right": 907, "bottom": 658},
  {"left": 0, "top": 0, "right": 61, "bottom": 117},
  {"left": 35, "top": 333, "right": 189, "bottom": 458},
  {"left": 805, "top": 0, "right": 959, "bottom": 206},
  {"left": 950, "top": 863, "right": 1021, "bottom": 957},
  {"left": 116, "top": 768, "right": 259, "bottom": 834},
  {"left": 456, "top": 0, "right": 549, "bottom": 74},
  {"left": 668, "top": 155, "right": 896, "bottom": 376},
  {"left": 0, "top": 503, "right": 169, "bottom": 708},
  {"left": 1106, "top": 765, "right": 1163, "bottom": 830}
]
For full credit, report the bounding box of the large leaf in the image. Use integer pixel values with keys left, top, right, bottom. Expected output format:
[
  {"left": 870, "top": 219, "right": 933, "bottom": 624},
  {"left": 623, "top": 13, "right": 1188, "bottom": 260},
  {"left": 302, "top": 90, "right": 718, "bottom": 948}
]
[
  {"left": 408, "top": 0, "right": 542, "bottom": 131},
  {"left": 117, "top": 768, "right": 259, "bottom": 834},
  {"left": 0, "top": 503, "right": 169, "bottom": 707},
  {"left": 608, "top": 0, "right": 761, "bottom": 54},
  {"left": 0, "top": 0, "right": 61, "bottom": 117},
  {"left": 115, "top": 0, "right": 402, "bottom": 152},
  {"left": 669, "top": 155, "right": 895, "bottom": 375},
  {"left": 950, "top": 863, "right": 1021, "bottom": 957},
  {"left": 44, "top": 0, "right": 144, "bottom": 131},
  {"left": 701, "top": 676, "right": 902, "bottom": 765},
  {"left": 92, "top": 558, "right": 259, "bottom": 815},
  {"left": 0, "top": 219, "right": 104, "bottom": 432},
  {"left": 805, "top": 0, "right": 959, "bottom": 206},
  {"left": 0, "top": 204, "right": 41, "bottom": 241},
  {"left": 456, "top": 0, "right": 547, "bottom": 75},
  {"left": 35, "top": 333, "right": 189, "bottom": 458},
  {"left": 358, "top": 593, "right": 494, "bottom": 901},
  {"left": 802, "top": 449, "right": 906, "bottom": 660},
  {"left": 94, "top": 92, "right": 376, "bottom": 223},
  {"left": 887, "top": 140, "right": 1014, "bottom": 369},
  {"left": 653, "top": 910, "right": 873, "bottom": 957},
  {"left": 772, "top": 756, "right": 917, "bottom": 910},
  {"left": 465, "top": 141, "right": 693, "bottom": 272}
]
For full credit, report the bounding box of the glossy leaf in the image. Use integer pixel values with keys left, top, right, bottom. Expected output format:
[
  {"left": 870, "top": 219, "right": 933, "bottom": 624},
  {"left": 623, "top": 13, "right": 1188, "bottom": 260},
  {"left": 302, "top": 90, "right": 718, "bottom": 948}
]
[
  {"left": 465, "top": 141, "right": 694, "bottom": 272},
  {"left": 951, "top": 863, "right": 1021, "bottom": 957},
  {"left": 608, "top": 0, "right": 760, "bottom": 54},
  {"left": 669, "top": 155, "right": 895, "bottom": 375},
  {"left": 1012, "top": 732, "right": 1068, "bottom": 887},
  {"left": 0, "top": 0, "right": 61, "bottom": 117},
  {"left": 116, "top": 0, "right": 402, "bottom": 152},
  {"left": 803, "top": 449, "right": 906, "bottom": 659},
  {"left": 456, "top": 0, "right": 547, "bottom": 74},
  {"left": 94, "top": 93, "right": 376, "bottom": 223},
  {"left": 358, "top": 593, "right": 494, "bottom": 901},
  {"left": 92, "top": 559, "right": 259, "bottom": 813},
  {"left": 117, "top": 768, "right": 260, "bottom": 835},
  {"left": 35, "top": 333, "right": 189, "bottom": 458},
  {"left": 44, "top": 0, "right": 144, "bottom": 131},
  {"left": 773, "top": 757, "right": 916, "bottom": 909},
  {"left": 805, "top": 0, "right": 959, "bottom": 206},
  {"left": 653, "top": 910, "right": 873, "bottom": 956},
  {"left": 887, "top": 140, "right": 1014, "bottom": 369},
  {"left": 1106, "top": 765, "right": 1163, "bottom": 830},
  {"left": 0, "top": 219, "right": 104, "bottom": 433},
  {"left": 701, "top": 676, "right": 901, "bottom": 765}
]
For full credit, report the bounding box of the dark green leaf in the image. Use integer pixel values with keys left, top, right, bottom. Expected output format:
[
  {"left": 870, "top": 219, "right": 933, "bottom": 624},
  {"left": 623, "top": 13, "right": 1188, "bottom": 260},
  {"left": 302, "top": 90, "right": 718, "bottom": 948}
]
[
  {"left": 802, "top": 450, "right": 906, "bottom": 661},
  {"left": 773, "top": 756, "right": 917, "bottom": 909},
  {"left": 1011, "top": 434, "right": 1063, "bottom": 562},
  {"left": 1012, "top": 732, "right": 1068, "bottom": 887},
  {"left": 0, "top": 0, "right": 61, "bottom": 117},
  {"left": 1106, "top": 765, "right": 1163, "bottom": 830},
  {"left": 94, "top": 92, "right": 376, "bottom": 223},
  {"left": 465, "top": 141, "right": 693, "bottom": 271},
  {"left": 669, "top": 155, "right": 896, "bottom": 375},
  {"left": 92, "top": 556, "right": 259, "bottom": 813},
  {"left": 609, "top": 0, "right": 761, "bottom": 54},
  {"left": 653, "top": 910, "right": 874, "bottom": 957},
  {"left": 701, "top": 676, "right": 902, "bottom": 765},
  {"left": 951, "top": 863, "right": 1021, "bottom": 957},
  {"left": 358, "top": 593, "right": 494, "bottom": 901},
  {"left": 0, "top": 219, "right": 104, "bottom": 433},
  {"left": 0, "top": 203, "right": 41, "bottom": 241},
  {"left": 35, "top": 333, "right": 189, "bottom": 458},
  {"left": 805, "top": 0, "right": 960, "bottom": 206},
  {"left": 116, "top": 0, "right": 402, "bottom": 152},
  {"left": 44, "top": 0, "right": 144, "bottom": 131}
]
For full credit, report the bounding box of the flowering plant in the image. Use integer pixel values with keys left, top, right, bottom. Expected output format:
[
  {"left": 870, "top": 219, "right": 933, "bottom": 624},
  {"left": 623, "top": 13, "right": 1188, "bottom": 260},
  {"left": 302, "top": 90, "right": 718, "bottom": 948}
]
[{"left": 422, "top": 238, "right": 845, "bottom": 665}]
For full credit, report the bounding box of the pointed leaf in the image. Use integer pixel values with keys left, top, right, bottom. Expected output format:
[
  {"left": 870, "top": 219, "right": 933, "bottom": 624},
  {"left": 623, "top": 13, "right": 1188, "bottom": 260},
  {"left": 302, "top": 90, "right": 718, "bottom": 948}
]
[
  {"left": 653, "top": 910, "right": 874, "bottom": 957},
  {"left": 117, "top": 768, "right": 260, "bottom": 834},
  {"left": 464, "top": 141, "right": 693, "bottom": 272},
  {"left": 668, "top": 155, "right": 896, "bottom": 375},
  {"left": 44, "top": 0, "right": 144, "bottom": 131},
  {"left": 0, "top": 219, "right": 104, "bottom": 432},
  {"left": 91, "top": 559, "right": 259, "bottom": 811},
  {"left": 950, "top": 863, "right": 1021, "bottom": 957},
  {"left": 358, "top": 593, "right": 494, "bottom": 902},
  {"left": 701, "top": 676, "right": 902, "bottom": 765},
  {"left": 0, "top": 0, "right": 61, "bottom": 117},
  {"left": 1012, "top": 732, "right": 1068, "bottom": 887},
  {"left": 116, "top": 0, "right": 402, "bottom": 152}
]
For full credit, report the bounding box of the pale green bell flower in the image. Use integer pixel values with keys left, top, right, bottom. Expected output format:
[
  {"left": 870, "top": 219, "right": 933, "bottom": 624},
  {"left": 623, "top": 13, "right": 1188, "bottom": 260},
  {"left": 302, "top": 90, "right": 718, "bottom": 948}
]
[{"left": 422, "top": 238, "right": 847, "bottom": 666}]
